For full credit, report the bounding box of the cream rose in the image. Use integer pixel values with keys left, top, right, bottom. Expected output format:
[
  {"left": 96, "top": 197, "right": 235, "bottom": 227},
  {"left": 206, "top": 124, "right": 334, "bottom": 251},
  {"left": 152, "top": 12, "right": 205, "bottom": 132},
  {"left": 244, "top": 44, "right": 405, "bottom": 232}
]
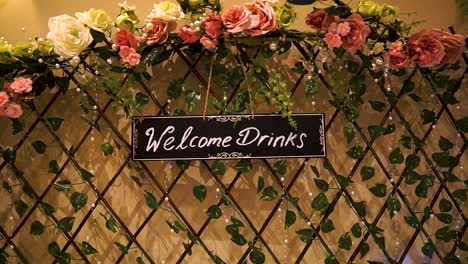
[
  {"left": 149, "top": 1, "right": 185, "bottom": 22},
  {"left": 47, "top": 15, "right": 93, "bottom": 58},
  {"left": 75, "top": 8, "right": 113, "bottom": 32}
]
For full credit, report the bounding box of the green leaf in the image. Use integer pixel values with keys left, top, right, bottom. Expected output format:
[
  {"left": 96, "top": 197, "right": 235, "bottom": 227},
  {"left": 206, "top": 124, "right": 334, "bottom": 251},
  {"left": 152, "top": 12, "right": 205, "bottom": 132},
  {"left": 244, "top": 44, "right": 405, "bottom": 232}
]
[
  {"left": 360, "top": 242, "right": 370, "bottom": 259},
  {"left": 351, "top": 223, "right": 362, "bottom": 238},
  {"left": 14, "top": 200, "right": 28, "bottom": 218},
  {"left": 404, "top": 215, "right": 419, "bottom": 228},
  {"left": 131, "top": 176, "right": 142, "bottom": 187},
  {"left": 310, "top": 165, "right": 320, "bottom": 178},
  {"left": 32, "top": 140, "right": 47, "bottom": 154},
  {"left": 231, "top": 234, "right": 247, "bottom": 246},
  {"left": 90, "top": 29, "right": 106, "bottom": 42},
  {"left": 184, "top": 90, "right": 200, "bottom": 112},
  {"left": 458, "top": 241, "right": 468, "bottom": 251},
  {"left": 347, "top": 146, "right": 365, "bottom": 159},
  {"left": 193, "top": 185, "right": 207, "bottom": 203},
  {"left": 408, "top": 93, "right": 422, "bottom": 102},
  {"left": 386, "top": 197, "right": 401, "bottom": 218},
  {"left": 375, "top": 236, "right": 386, "bottom": 251},
  {"left": 343, "top": 127, "right": 355, "bottom": 144},
  {"left": 30, "top": 220, "right": 45, "bottom": 235},
  {"left": 48, "top": 242, "right": 61, "bottom": 257},
  {"left": 435, "top": 213, "right": 453, "bottom": 224},
  {"left": 443, "top": 254, "right": 461, "bottom": 264},
  {"left": 284, "top": 210, "right": 296, "bottom": 229},
  {"left": 142, "top": 45, "right": 171, "bottom": 66},
  {"left": 453, "top": 189, "right": 467, "bottom": 201},
  {"left": 439, "top": 136, "right": 454, "bottom": 151},
  {"left": 183, "top": 243, "right": 192, "bottom": 256},
  {"left": 114, "top": 242, "right": 128, "bottom": 254},
  {"left": 369, "top": 184, "right": 387, "bottom": 197},
  {"left": 439, "top": 198, "right": 453, "bottom": 212},
  {"left": 314, "top": 178, "right": 329, "bottom": 192},
  {"left": 311, "top": 192, "right": 329, "bottom": 213},
  {"left": 355, "top": 201, "right": 367, "bottom": 217},
  {"left": 57, "top": 217, "right": 75, "bottom": 232},
  {"left": 389, "top": 147, "right": 404, "bottom": 164},
  {"left": 405, "top": 154, "right": 420, "bottom": 170},
  {"left": 2, "top": 182, "right": 11, "bottom": 193},
  {"left": 176, "top": 160, "right": 191, "bottom": 170},
  {"left": 401, "top": 80, "right": 415, "bottom": 95},
  {"left": 336, "top": 175, "right": 353, "bottom": 188},
  {"left": 443, "top": 171, "right": 460, "bottom": 182},
  {"left": 345, "top": 60, "right": 360, "bottom": 73},
  {"left": 11, "top": 117, "right": 25, "bottom": 135},
  {"left": 260, "top": 186, "right": 278, "bottom": 201},
  {"left": 144, "top": 191, "right": 159, "bottom": 210},
  {"left": 212, "top": 160, "right": 226, "bottom": 176},
  {"left": 53, "top": 180, "right": 71, "bottom": 192},
  {"left": 167, "top": 78, "right": 184, "bottom": 99},
  {"left": 257, "top": 176, "right": 264, "bottom": 193},
  {"left": 296, "top": 228, "right": 313, "bottom": 243},
  {"left": 399, "top": 135, "right": 412, "bottom": 149},
  {"left": 432, "top": 151, "right": 456, "bottom": 167},
  {"left": 320, "top": 219, "right": 335, "bottom": 233},
  {"left": 70, "top": 192, "right": 87, "bottom": 212},
  {"left": 1, "top": 148, "right": 16, "bottom": 164},
  {"left": 101, "top": 142, "right": 114, "bottom": 156},
  {"left": 287, "top": 0, "right": 317, "bottom": 5},
  {"left": 435, "top": 226, "right": 457, "bottom": 242},
  {"left": 421, "top": 109, "right": 436, "bottom": 125},
  {"left": 415, "top": 176, "right": 435, "bottom": 198},
  {"left": 135, "top": 92, "right": 149, "bottom": 106},
  {"left": 455, "top": 116, "right": 468, "bottom": 133},
  {"left": 338, "top": 232, "right": 352, "bottom": 250},
  {"left": 249, "top": 248, "right": 265, "bottom": 264},
  {"left": 41, "top": 202, "right": 56, "bottom": 216},
  {"left": 105, "top": 216, "right": 117, "bottom": 233},
  {"left": 369, "top": 100, "right": 386, "bottom": 112},
  {"left": 305, "top": 78, "right": 320, "bottom": 97},
  {"left": 48, "top": 118, "right": 64, "bottom": 131},
  {"left": 273, "top": 160, "right": 287, "bottom": 175},
  {"left": 80, "top": 168, "right": 94, "bottom": 181},
  {"left": 368, "top": 125, "right": 385, "bottom": 138},
  {"left": 81, "top": 241, "right": 98, "bottom": 255},
  {"left": 360, "top": 166, "right": 375, "bottom": 181},
  {"left": 349, "top": 74, "right": 366, "bottom": 95},
  {"left": 205, "top": 205, "right": 222, "bottom": 219},
  {"left": 234, "top": 159, "right": 252, "bottom": 173},
  {"left": 421, "top": 242, "right": 434, "bottom": 258},
  {"left": 48, "top": 160, "right": 59, "bottom": 174}
]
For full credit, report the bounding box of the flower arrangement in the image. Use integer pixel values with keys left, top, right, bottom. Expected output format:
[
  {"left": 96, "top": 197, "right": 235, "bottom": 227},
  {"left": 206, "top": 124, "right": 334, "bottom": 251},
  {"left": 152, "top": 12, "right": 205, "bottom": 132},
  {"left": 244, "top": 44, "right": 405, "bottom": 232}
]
[{"left": 0, "top": 0, "right": 465, "bottom": 121}]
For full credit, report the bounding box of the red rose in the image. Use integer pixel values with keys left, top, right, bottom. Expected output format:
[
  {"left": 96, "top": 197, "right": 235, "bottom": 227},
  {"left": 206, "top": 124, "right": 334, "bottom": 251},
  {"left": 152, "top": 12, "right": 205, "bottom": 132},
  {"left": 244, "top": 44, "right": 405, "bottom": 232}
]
[
  {"left": 384, "top": 50, "right": 409, "bottom": 70},
  {"left": 178, "top": 24, "right": 201, "bottom": 44},
  {"left": 114, "top": 28, "right": 140, "bottom": 49},
  {"left": 305, "top": 10, "right": 329, "bottom": 31}
]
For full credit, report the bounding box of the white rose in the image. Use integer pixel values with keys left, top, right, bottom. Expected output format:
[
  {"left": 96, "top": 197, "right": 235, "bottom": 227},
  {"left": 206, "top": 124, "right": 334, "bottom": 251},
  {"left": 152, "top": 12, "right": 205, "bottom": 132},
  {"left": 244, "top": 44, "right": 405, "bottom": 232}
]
[
  {"left": 75, "top": 8, "right": 113, "bottom": 32},
  {"left": 47, "top": 15, "right": 93, "bottom": 58},
  {"left": 149, "top": 1, "right": 185, "bottom": 22}
]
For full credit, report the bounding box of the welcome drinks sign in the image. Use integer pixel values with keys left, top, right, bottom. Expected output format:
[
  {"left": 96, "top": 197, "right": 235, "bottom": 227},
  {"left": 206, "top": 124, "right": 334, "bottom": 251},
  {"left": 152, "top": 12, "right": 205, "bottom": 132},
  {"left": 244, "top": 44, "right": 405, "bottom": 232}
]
[{"left": 132, "top": 114, "right": 326, "bottom": 160}]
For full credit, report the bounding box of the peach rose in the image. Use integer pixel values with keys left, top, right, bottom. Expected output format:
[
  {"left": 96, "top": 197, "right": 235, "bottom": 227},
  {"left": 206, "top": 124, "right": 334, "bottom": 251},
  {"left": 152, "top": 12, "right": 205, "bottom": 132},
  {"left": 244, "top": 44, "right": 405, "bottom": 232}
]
[
  {"left": 245, "top": 0, "right": 277, "bottom": 36},
  {"left": 119, "top": 46, "right": 141, "bottom": 67},
  {"left": 203, "top": 13, "right": 224, "bottom": 39},
  {"left": 114, "top": 28, "right": 140, "bottom": 49},
  {"left": 407, "top": 30, "right": 446, "bottom": 67},
  {"left": 305, "top": 10, "right": 329, "bottom": 31},
  {"left": 144, "top": 18, "right": 177, "bottom": 46},
  {"left": 178, "top": 24, "right": 201, "bottom": 44},
  {"left": 200, "top": 36, "right": 217, "bottom": 50},
  {"left": 222, "top": 5, "right": 252, "bottom": 34},
  {"left": 330, "top": 14, "right": 370, "bottom": 53},
  {"left": 0, "top": 91, "right": 9, "bottom": 107},
  {"left": 9, "top": 77, "right": 33, "bottom": 94},
  {"left": 4, "top": 103, "right": 23, "bottom": 119},
  {"left": 384, "top": 50, "right": 409, "bottom": 70},
  {"left": 430, "top": 29, "right": 465, "bottom": 65}
]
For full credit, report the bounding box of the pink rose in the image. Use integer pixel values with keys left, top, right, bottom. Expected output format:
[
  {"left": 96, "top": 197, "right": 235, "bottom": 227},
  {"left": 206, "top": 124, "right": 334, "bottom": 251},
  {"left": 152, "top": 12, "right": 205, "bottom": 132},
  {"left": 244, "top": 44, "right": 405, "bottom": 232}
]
[
  {"left": 323, "top": 32, "right": 342, "bottom": 49},
  {"left": 0, "top": 91, "right": 9, "bottom": 107},
  {"left": 203, "top": 13, "right": 224, "bottom": 39},
  {"left": 385, "top": 50, "right": 409, "bottom": 70},
  {"left": 222, "top": 5, "right": 252, "bottom": 34},
  {"left": 429, "top": 29, "right": 465, "bottom": 65},
  {"left": 179, "top": 24, "right": 201, "bottom": 44},
  {"left": 144, "top": 19, "right": 177, "bottom": 46},
  {"left": 9, "top": 77, "right": 33, "bottom": 94},
  {"left": 244, "top": 0, "right": 277, "bottom": 36},
  {"left": 306, "top": 10, "right": 329, "bottom": 31},
  {"left": 200, "top": 36, "right": 217, "bottom": 50},
  {"left": 407, "top": 30, "right": 447, "bottom": 68},
  {"left": 4, "top": 104, "right": 23, "bottom": 119},
  {"left": 114, "top": 28, "right": 140, "bottom": 49},
  {"left": 329, "top": 14, "right": 370, "bottom": 53},
  {"left": 119, "top": 46, "right": 141, "bottom": 67}
]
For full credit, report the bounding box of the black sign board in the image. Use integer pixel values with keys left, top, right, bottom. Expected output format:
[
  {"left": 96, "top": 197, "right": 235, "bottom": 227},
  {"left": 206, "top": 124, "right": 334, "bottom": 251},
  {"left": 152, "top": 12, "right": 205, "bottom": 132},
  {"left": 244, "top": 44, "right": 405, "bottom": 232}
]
[{"left": 132, "top": 114, "right": 326, "bottom": 160}]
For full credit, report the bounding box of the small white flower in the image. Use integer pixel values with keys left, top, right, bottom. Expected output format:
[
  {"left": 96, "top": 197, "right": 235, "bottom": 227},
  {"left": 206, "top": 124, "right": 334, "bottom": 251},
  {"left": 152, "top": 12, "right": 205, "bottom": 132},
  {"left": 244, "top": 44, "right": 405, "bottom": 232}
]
[{"left": 148, "top": 1, "right": 184, "bottom": 22}]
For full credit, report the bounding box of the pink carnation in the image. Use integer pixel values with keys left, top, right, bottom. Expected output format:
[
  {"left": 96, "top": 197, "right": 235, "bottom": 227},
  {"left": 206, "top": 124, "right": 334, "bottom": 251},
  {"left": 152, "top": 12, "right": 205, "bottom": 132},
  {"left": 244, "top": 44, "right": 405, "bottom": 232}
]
[
  {"left": 203, "top": 13, "right": 224, "bottom": 39},
  {"left": 200, "top": 36, "right": 217, "bottom": 50},
  {"left": 323, "top": 32, "right": 342, "bottom": 49},
  {"left": 0, "top": 91, "right": 9, "bottom": 107},
  {"left": 244, "top": 0, "right": 277, "bottom": 36},
  {"left": 144, "top": 19, "right": 177, "bottom": 46},
  {"left": 388, "top": 41, "right": 403, "bottom": 51},
  {"left": 385, "top": 50, "right": 409, "bottom": 70},
  {"left": 328, "top": 14, "right": 370, "bottom": 53},
  {"left": 4, "top": 103, "right": 23, "bottom": 119},
  {"left": 119, "top": 46, "right": 141, "bottom": 67},
  {"left": 114, "top": 28, "right": 140, "bottom": 49},
  {"left": 222, "top": 5, "right": 252, "bottom": 34},
  {"left": 178, "top": 24, "right": 201, "bottom": 44},
  {"left": 9, "top": 77, "right": 33, "bottom": 94}
]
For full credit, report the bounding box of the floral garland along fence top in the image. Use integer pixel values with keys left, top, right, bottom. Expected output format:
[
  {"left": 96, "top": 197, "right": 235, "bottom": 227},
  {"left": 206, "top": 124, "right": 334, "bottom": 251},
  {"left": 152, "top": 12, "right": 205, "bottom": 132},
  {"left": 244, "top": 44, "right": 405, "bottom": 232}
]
[{"left": 0, "top": 0, "right": 467, "bottom": 263}]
